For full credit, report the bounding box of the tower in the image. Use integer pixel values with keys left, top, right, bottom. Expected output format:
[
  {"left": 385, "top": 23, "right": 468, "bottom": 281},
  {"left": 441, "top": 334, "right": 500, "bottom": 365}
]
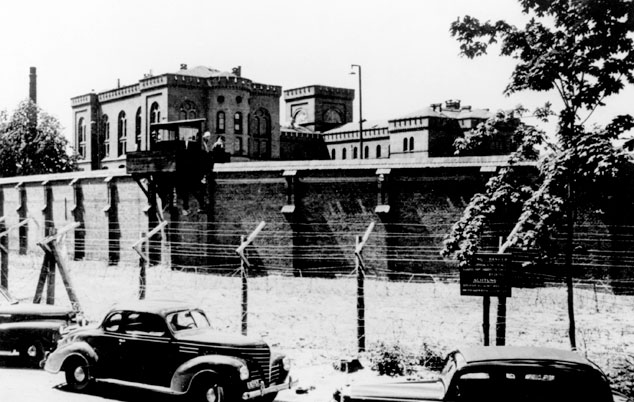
[{"left": 283, "top": 85, "right": 354, "bottom": 133}]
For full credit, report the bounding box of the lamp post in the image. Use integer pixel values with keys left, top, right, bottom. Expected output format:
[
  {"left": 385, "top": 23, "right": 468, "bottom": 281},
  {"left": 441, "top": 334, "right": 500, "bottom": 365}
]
[{"left": 350, "top": 64, "right": 363, "bottom": 159}]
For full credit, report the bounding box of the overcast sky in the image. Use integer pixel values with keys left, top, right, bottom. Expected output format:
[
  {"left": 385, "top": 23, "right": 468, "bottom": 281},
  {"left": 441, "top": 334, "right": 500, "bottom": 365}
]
[{"left": 1, "top": 0, "right": 632, "bottom": 139}]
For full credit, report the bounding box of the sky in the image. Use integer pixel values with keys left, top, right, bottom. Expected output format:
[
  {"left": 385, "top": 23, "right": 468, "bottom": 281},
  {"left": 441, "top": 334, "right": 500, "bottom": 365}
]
[{"left": 1, "top": 0, "right": 633, "bottom": 140}]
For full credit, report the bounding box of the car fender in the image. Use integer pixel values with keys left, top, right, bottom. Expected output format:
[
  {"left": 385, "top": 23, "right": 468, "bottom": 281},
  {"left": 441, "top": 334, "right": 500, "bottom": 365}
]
[
  {"left": 43, "top": 341, "right": 98, "bottom": 374},
  {"left": 0, "top": 320, "right": 67, "bottom": 348},
  {"left": 170, "top": 354, "right": 247, "bottom": 394}
]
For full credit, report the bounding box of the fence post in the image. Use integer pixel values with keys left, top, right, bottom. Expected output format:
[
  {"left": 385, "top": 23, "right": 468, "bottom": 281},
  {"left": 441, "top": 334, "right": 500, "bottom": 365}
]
[
  {"left": 356, "top": 235, "right": 366, "bottom": 353},
  {"left": 496, "top": 236, "right": 507, "bottom": 346},
  {"left": 0, "top": 217, "right": 7, "bottom": 289},
  {"left": 240, "top": 235, "right": 248, "bottom": 336},
  {"left": 235, "top": 221, "right": 266, "bottom": 336},
  {"left": 354, "top": 222, "right": 375, "bottom": 353},
  {"left": 139, "top": 232, "right": 147, "bottom": 300}
]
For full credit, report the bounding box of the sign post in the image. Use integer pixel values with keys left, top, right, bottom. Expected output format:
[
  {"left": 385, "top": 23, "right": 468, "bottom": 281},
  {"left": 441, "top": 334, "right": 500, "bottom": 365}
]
[{"left": 460, "top": 253, "right": 511, "bottom": 345}]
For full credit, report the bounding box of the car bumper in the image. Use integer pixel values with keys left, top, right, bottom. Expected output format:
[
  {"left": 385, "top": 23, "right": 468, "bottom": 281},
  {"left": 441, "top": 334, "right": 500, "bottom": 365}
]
[{"left": 242, "top": 377, "right": 297, "bottom": 400}]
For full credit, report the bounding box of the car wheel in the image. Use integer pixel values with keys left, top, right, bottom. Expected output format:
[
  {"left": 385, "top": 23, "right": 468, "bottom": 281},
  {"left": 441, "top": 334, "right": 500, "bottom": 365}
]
[
  {"left": 191, "top": 377, "right": 225, "bottom": 402},
  {"left": 64, "top": 357, "right": 92, "bottom": 391},
  {"left": 19, "top": 341, "right": 44, "bottom": 367}
]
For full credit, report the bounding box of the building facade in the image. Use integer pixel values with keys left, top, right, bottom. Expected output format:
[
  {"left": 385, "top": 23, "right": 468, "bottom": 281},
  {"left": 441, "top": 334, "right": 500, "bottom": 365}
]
[
  {"left": 72, "top": 65, "right": 512, "bottom": 167},
  {"left": 322, "top": 99, "right": 500, "bottom": 161},
  {"left": 72, "top": 65, "right": 282, "bottom": 170}
]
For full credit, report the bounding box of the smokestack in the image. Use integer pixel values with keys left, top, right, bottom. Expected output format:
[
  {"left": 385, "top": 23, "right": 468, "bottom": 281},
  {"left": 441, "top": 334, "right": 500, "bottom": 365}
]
[{"left": 29, "top": 67, "right": 37, "bottom": 104}]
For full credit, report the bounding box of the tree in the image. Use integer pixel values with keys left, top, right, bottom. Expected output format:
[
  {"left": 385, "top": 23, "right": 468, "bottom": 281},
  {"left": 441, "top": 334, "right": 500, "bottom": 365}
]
[
  {"left": 442, "top": 0, "right": 634, "bottom": 348},
  {"left": 0, "top": 100, "right": 77, "bottom": 177}
]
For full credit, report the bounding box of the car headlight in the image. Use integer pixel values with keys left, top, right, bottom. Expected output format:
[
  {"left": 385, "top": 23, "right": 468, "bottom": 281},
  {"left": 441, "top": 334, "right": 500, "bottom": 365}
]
[
  {"left": 239, "top": 364, "right": 250, "bottom": 380},
  {"left": 282, "top": 357, "right": 291, "bottom": 371}
]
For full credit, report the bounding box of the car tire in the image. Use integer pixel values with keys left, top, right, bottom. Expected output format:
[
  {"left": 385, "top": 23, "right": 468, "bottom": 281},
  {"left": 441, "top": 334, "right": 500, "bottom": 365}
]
[
  {"left": 191, "top": 376, "right": 226, "bottom": 402},
  {"left": 19, "top": 341, "right": 44, "bottom": 367},
  {"left": 64, "top": 357, "right": 92, "bottom": 392}
]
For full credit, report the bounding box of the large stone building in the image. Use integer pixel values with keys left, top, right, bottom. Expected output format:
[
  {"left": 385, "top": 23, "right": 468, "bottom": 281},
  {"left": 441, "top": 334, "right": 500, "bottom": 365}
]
[
  {"left": 71, "top": 64, "right": 511, "bottom": 169},
  {"left": 322, "top": 100, "right": 501, "bottom": 161},
  {"left": 72, "top": 65, "right": 282, "bottom": 170}
]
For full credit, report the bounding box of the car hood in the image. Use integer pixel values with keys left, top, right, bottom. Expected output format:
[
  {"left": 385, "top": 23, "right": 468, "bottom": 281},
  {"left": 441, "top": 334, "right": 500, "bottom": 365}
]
[
  {"left": 175, "top": 329, "right": 268, "bottom": 348},
  {"left": 340, "top": 380, "right": 445, "bottom": 402},
  {"left": 1, "top": 303, "right": 74, "bottom": 319}
]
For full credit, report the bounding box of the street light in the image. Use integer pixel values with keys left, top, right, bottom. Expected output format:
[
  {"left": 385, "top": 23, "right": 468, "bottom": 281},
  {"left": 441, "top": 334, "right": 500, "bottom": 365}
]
[{"left": 350, "top": 64, "right": 363, "bottom": 159}]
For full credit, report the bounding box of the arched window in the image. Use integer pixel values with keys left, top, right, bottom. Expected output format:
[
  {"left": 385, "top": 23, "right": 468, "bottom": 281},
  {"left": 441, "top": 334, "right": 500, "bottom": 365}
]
[
  {"left": 77, "top": 117, "right": 86, "bottom": 158},
  {"left": 101, "top": 115, "right": 110, "bottom": 159},
  {"left": 331, "top": 149, "right": 336, "bottom": 160},
  {"left": 342, "top": 148, "right": 347, "bottom": 160},
  {"left": 364, "top": 146, "right": 369, "bottom": 159},
  {"left": 135, "top": 107, "right": 142, "bottom": 151},
  {"left": 353, "top": 147, "right": 358, "bottom": 159},
  {"left": 235, "top": 137, "right": 243, "bottom": 154},
  {"left": 409, "top": 137, "right": 414, "bottom": 151},
  {"left": 216, "top": 111, "right": 225, "bottom": 133},
  {"left": 376, "top": 145, "right": 381, "bottom": 158},
  {"left": 179, "top": 101, "right": 197, "bottom": 120},
  {"left": 150, "top": 102, "right": 160, "bottom": 124},
  {"left": 234, "top": 112, "right": 243, "bottom": 134},
  {"left": 250, "top": 108, "right": 271, "bottom": 159},
  {"left": 117, "top": 111, "right": 127, "bottom": 156},
  {"left": 403, "top": 138, "right": 408, "bottom": 152}
]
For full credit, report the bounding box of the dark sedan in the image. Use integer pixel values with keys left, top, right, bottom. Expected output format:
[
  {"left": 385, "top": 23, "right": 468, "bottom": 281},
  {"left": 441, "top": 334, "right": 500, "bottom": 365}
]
[
  {"left": 44, "top": 300, "right": 294, "bottom": 402},
  {"left": 0, "top": 286, "right": 78, "bottom": 366},
  {"left": 335, "top": 346, "right": 629, "bottom": 402}
]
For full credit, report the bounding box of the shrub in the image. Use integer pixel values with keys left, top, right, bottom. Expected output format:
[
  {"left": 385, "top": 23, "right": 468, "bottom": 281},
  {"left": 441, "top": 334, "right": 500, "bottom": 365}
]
[
  {"left": 368, "top": 341, "right": 414, "bottom": 376},
  {"left": 606, "top": 355, "right": 634, "bottom": 399},
  {"left": 417, "top": 342, "right": 446, "bottom": 372}
]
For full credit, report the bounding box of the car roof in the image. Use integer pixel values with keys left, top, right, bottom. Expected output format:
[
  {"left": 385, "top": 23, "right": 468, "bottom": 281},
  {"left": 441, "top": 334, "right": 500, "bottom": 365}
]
[
  {"left": 458, "top": 346, "right": 592, "bottom": 366},
  {"left": 109, "top": 299, "right": 197, "bottom": 317}
]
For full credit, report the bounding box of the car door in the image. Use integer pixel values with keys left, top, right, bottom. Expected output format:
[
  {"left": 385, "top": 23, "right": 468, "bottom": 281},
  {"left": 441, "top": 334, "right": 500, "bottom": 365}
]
[
  {"left": 118, "top": 312, "right": 176, "bottom": 386},
  {"left": 87, "top": 311, "right": 126, "bottom": 379}
]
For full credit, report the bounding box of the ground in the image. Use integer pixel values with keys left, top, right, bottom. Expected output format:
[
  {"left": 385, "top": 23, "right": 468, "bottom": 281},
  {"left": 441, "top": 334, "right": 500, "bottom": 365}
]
[{"left": 1, "top": 252, "right": 633, "bottom": 401}]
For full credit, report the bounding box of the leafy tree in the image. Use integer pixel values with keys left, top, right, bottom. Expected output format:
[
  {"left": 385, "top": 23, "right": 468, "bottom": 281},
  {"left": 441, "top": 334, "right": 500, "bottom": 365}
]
[
  {"left": 0, "top": 100, "right": 77, "bottom": 177},
  {"left": 442, "top": 0, "right": 634, "bottom": 348}
]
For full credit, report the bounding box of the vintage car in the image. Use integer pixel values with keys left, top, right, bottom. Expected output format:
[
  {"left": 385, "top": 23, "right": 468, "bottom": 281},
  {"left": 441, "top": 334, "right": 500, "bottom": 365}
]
[
  {"left": 0, "top": 286, "right": 79, "bottom": 366},
  {"left": 335, "top": 346, "right": 629, "bottom": 402},
  {"left": 44, "top": 300, "right": 294, "bottom": 402}
]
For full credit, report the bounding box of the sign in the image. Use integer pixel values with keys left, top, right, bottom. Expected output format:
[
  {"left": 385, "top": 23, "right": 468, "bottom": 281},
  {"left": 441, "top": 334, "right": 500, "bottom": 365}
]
[{"left": 460, "top": 252, "right": 512, "bottom": 297}]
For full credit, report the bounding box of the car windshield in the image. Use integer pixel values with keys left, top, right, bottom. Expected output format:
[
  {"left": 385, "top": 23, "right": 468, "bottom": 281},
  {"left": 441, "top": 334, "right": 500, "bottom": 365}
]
[
  {"left": 167, "top": 309, "right": 211, "bottom": 332},
  {"left": 0, "top": 287, "right": 18, "bottom": 306}
]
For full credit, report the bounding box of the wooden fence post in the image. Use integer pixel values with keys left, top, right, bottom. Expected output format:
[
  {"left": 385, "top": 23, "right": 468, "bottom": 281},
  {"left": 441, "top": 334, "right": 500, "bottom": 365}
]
[
  {"left": 356, "top": 235, "right": 366, "bottom": 353},
  {"left": 240, "top": 235, "right": 248, "bottom": 336},
  {"left": 139, "top": 232, "right": 147, "bottom": 300},
  {"left": 235, "top": 221, "right": 266, "bottom": 337}
]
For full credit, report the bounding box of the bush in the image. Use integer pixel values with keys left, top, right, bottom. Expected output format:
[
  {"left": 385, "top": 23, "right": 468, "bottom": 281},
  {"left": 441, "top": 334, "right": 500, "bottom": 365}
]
[
  {"left": 606, "top": 355, "right": 634, "bottom": 399},
  {"left": 417, "top": 342, "right": 446, "bottom": 372},
  {"left": 368, "top": 341, "right": 414, "bottom": 376}
]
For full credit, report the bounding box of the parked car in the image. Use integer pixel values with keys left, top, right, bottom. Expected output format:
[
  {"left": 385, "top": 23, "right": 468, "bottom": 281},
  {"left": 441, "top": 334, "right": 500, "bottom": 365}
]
[
  {"left": 44, "top": 300, "right": 294, "bottom": 402},
  {"left": 0, "top": 286, "right": 79, "bottom": 366},
  {"left": 334, "top": 346, "right": 629, "bottom": 402}
]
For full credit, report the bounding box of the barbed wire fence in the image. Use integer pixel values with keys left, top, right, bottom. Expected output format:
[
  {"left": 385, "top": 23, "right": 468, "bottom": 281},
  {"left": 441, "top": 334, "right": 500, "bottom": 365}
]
[{"left": 3, "top": 219, "right": 634, "bottom": 371}]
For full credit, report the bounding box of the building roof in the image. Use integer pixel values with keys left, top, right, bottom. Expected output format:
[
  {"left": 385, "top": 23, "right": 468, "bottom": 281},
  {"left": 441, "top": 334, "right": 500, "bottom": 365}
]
[
  {"left": 174, "top": 65, "right": 238, "bottom": 79},
  {"left": 393, "top": 105, "right": 492, "bottom": 121},
  {"left": 323, "top": 120, "right": 389, "bottom": 135},
  {"left": 459, "top": 346, "right": 592, "bottom": 366}
]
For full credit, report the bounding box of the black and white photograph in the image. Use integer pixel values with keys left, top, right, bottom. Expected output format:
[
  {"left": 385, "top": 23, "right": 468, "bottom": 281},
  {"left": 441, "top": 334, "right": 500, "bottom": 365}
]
[{"left": 0, "top": 0, "right": 633, "bottom": 401}]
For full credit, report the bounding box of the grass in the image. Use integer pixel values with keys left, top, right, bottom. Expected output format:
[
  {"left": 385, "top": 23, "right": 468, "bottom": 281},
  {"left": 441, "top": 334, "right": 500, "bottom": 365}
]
[{"left": 5, "top": 252, "right": 633, "bottom": 374}]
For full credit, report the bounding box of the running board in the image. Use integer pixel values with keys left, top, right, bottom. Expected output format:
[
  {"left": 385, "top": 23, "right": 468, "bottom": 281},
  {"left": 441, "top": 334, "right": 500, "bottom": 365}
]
[{"left": 95, "top": 378, "right": 183, "bottom": 395}]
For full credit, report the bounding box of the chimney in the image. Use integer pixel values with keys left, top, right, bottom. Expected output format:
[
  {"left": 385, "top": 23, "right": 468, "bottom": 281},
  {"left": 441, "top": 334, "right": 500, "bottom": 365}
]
[
  {"left": 29, "top": 67, "right": 37, "bottom": 104},
  {"left": 232, "top": 66, "right": 242, "bottom": 77}
]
